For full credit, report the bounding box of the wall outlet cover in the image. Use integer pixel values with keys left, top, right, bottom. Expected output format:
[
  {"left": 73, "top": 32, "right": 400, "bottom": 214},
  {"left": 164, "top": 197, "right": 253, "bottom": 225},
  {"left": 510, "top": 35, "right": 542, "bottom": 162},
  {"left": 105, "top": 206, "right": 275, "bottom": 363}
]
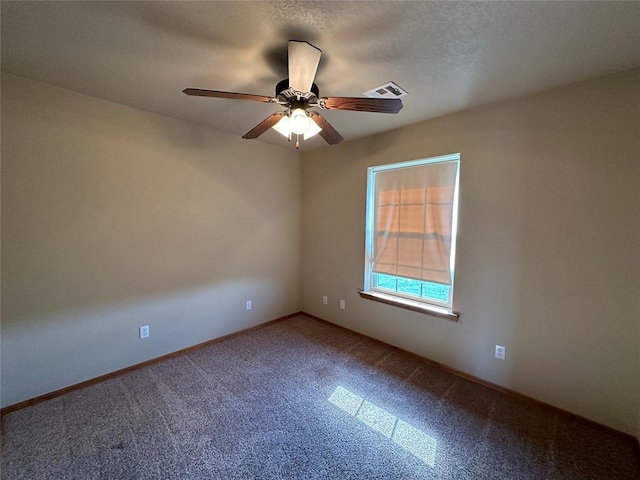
[{"left": 140, "top": 325, "right": 150, "bottom": 339}]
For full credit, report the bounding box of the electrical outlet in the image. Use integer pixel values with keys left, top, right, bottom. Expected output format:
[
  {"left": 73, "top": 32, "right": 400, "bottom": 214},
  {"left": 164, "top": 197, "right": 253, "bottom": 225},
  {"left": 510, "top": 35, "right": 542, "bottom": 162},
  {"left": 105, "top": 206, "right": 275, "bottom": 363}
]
[
  {"left": 495, "top": 345, "right": 506, "bottom": 360},
  {"left": 322, "top": 296, "right": 328, "bottom": 305},
  {"left": 246, "top": 300, "right": 252, "bottom": 311},
  {"left": 140, "top": 325, "right": 150, "bottom": 339},
  {"left": 339, "top": 299, "right": 346, "bottom": 310}
]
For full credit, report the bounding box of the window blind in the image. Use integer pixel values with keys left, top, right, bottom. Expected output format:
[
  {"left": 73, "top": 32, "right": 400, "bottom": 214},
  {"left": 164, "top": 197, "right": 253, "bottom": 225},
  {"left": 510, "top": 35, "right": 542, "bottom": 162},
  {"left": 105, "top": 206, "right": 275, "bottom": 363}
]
[{"left": 372, "top": 160, "right": 458, "bottom": 286}]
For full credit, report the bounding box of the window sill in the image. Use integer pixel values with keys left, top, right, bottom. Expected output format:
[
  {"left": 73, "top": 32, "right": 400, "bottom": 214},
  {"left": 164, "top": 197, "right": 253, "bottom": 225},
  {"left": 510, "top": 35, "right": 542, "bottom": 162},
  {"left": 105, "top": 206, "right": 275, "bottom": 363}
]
[{"left": 357, "top": 290, "right": 460, "bottom": 322}]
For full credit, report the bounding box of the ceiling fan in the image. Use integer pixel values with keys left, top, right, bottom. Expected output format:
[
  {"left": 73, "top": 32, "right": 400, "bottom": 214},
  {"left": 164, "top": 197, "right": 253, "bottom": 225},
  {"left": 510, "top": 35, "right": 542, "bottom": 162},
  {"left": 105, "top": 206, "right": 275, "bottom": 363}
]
[{"left": 183, "top": 40, "right": 403, "bottom": 149}]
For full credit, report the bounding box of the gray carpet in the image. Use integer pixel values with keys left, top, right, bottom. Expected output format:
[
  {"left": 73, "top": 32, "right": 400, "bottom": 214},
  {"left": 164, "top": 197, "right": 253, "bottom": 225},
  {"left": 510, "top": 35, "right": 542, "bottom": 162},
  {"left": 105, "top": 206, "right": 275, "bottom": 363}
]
[{"left": 1, "top": 315, "right": 638, "bottom": 479}]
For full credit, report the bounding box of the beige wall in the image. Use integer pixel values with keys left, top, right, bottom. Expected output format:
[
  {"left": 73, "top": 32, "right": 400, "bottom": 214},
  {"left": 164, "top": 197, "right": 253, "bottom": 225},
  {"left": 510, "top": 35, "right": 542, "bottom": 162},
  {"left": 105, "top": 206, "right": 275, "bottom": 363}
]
[
  {"left": 1, "top": 73, "right": 301, "bottom": 407},
  {"left": 301, "top": 69, "right": 640, "bottom": 435}
]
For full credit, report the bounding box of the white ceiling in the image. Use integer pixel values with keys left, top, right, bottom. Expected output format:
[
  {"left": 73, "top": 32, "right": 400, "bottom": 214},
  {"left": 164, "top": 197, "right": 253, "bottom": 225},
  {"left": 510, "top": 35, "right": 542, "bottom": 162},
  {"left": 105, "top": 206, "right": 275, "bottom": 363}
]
[{"left": 2, "top": 1, "right": 639, "bottom": 151}]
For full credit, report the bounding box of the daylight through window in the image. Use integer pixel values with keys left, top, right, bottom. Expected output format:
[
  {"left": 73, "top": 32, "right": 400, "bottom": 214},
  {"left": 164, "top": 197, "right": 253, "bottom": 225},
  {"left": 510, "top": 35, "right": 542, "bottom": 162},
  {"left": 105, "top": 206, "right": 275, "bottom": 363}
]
[{"left": 364, "top": 154, "right": 460, "bottom": 312}]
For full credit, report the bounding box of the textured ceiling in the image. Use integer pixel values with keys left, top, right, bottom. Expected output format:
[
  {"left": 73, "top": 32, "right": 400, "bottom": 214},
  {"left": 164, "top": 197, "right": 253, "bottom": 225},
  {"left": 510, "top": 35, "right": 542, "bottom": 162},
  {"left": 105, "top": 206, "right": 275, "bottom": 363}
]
[{"left": 2, "top": 1, "right": 639, "bottom": 151}]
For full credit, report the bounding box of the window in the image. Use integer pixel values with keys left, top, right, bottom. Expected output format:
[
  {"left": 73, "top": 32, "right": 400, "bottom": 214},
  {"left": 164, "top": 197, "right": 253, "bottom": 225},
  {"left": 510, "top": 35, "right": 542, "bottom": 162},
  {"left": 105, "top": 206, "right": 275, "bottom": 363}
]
[{"left": 360, "top": 153, "right": 460, "bottom": 320}]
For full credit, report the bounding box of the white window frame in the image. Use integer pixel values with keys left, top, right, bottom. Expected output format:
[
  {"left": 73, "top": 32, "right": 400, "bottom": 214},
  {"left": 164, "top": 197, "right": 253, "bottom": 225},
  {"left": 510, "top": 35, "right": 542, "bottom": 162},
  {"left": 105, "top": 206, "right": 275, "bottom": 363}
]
[{"left": 361, "top": 153, "right": 460, "bottom": 320}]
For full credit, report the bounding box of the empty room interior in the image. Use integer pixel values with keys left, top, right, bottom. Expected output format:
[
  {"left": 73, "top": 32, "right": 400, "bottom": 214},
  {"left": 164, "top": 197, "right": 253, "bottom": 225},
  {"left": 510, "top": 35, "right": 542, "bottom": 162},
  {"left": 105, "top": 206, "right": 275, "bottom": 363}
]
[{"left": 1, "top": 1, "right": 639, "bottom": 479}]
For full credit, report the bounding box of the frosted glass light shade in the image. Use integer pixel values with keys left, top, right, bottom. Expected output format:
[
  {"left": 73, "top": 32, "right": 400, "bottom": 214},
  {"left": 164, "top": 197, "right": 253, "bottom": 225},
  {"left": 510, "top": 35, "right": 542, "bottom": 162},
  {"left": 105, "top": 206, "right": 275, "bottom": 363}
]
[
  {"left": 272, "top": 115, "right": 291, "bottom": 137},
  {"left": 289, "top": 108, "right": 310, "bottom": 134},
  {"left": 304, "top": 117, "right": 322, "bottom": 139}
]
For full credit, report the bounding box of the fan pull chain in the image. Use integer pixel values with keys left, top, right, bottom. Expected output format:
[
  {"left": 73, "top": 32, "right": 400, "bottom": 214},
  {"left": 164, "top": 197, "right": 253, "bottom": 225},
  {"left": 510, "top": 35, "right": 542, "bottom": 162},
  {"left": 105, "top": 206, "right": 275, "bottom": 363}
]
[{"left": 295, "top": 134, "right": 300, "bottom": 150}]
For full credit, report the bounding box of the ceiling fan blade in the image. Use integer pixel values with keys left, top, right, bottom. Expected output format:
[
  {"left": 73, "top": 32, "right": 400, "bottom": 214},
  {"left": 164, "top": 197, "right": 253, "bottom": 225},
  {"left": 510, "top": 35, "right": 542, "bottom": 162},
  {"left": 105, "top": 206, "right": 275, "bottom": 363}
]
[
  {"left": 242, "top": 112, "right": 285, "bottom": 139},
  {"left": 309, "top": 113, "right": 344, "bottom": 145},
  {"left": 319, "top": 97, "right": 403, "bottom": 114},
  {"left": 288, "top": 40, "right": 322, "bottom": 93},
  {"left": 183, "top": 88, "right": 274, "bottom": 103}
]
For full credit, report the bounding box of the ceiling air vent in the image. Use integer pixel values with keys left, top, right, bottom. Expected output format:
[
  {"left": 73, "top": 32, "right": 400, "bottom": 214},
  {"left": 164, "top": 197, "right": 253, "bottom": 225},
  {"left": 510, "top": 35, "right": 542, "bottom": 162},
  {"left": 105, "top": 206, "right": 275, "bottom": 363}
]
[{"left": 363, "top": 81, "right": 408, "bottom": 99}]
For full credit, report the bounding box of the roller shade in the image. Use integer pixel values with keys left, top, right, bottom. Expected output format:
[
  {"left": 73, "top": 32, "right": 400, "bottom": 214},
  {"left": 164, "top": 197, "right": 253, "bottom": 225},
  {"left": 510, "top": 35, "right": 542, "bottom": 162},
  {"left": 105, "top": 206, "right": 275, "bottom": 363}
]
[{"left": 372, "top": 160, "right": 458, "bottom": 286}]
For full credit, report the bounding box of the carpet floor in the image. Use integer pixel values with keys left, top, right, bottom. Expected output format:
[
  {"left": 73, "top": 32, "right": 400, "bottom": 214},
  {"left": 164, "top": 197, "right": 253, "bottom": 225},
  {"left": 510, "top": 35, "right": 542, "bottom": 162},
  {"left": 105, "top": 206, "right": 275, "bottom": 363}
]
[{"left": 1, "top": 315, "right": 638, "bottom": 479}]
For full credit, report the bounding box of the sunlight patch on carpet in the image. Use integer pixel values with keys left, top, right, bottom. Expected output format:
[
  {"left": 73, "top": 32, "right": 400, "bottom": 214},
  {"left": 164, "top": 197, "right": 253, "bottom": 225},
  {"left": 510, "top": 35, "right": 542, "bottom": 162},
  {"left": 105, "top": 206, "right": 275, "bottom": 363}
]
[
  {"left": 328, "top": 386, "right": 437, "bottom": 466},
  {"left": 357, "top": 401, "right": 396, "bottom": 438}
]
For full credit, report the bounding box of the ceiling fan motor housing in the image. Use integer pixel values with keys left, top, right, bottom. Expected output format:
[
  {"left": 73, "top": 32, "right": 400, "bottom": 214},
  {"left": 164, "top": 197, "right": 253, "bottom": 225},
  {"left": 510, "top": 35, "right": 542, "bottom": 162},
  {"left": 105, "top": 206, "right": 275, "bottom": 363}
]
[{"left": 276, "top": 79, "right": 320, "bottom": 108}]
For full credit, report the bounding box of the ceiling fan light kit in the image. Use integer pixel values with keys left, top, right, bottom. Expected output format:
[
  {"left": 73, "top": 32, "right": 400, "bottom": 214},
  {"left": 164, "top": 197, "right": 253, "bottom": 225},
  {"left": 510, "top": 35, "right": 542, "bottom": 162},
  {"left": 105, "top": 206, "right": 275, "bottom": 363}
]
[
  {"left": 183, "top": 40, "right": 403, "bottom": 149},
  {"left": 273, "top": 111, "right": 323, "bottom": 138},
  {"left": 271, "top": 109, "right": 322, "bottom": 149}
]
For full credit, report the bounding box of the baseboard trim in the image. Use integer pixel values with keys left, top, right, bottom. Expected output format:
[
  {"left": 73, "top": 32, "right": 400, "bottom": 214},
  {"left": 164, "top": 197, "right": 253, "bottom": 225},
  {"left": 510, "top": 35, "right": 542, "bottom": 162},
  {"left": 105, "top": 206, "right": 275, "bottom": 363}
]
[
  {"left": 300, "top": 311, "right": 640, "bottom": 454},
  {"left": 0, "top": 311, "right": 303, "bottom": 418}
]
